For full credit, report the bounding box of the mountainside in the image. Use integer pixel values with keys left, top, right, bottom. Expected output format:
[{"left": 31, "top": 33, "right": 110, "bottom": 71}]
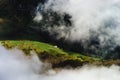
[
  {"left": 1, "top": 40, "right": 97, "bottom": 68},
  {"left": 1, "top": 1, "right": 120, "bottom": 80},
  {"left": 1, "top": 40, "right": 120, "bottom": 68},
  {"left": 0, "top": 0, "right": 120, "bottom": 60}
]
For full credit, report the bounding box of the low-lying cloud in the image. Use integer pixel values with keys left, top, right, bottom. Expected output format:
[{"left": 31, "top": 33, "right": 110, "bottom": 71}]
[
  {"left": 34, "top": 0, "right": 120, "bottom": 51},
  {"left": 0, "top": 46, "right": 120, "bottom": 80}
]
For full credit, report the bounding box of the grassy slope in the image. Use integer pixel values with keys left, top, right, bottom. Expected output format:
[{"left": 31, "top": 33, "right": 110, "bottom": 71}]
[{"left": 1, "top": 40, "right": 120, "bottom": 67}]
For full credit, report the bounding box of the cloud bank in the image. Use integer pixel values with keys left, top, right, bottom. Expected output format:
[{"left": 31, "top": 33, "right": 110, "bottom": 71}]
[
  {"left": 0, "top": 46, "right": 120, "bottom": 80},
  {"left": 34, "top": 0, "right": 120, "bottom": 50}
]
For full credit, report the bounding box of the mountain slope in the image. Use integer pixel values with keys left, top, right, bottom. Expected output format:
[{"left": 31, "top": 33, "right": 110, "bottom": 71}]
[{"left": 1, "top": 40, "right": 120, "bottom": 68}]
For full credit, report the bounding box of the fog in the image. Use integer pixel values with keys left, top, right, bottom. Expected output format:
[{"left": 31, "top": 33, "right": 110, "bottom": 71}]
[
  {"left": 0, "top": 46, "right": 120, "bottom": 80},
  {"left": 35, "top": 0, "right": 120, "bottom": 49}
]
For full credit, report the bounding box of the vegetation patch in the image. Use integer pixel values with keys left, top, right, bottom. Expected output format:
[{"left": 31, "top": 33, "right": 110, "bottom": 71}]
[{"left": 1, "top": 40, "right": 120, "bottom": 68}]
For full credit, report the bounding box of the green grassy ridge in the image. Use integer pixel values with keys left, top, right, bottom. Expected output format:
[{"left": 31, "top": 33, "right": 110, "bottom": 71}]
[{"left": 0, "top": 40, "right": 100, "bottom": 67}]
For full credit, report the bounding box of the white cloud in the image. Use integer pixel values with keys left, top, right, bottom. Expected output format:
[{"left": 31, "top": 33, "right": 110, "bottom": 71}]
[
  {"left": 35, "top": 0, "right": 120, "bottom": 47},
  {"left": 0, "top": 46, "right": 120, "bottom": 80}
]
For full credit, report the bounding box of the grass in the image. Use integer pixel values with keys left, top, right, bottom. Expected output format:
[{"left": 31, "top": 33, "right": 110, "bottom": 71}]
[{"left": 0, "top": 40, "right": 102, "bottom": 68}]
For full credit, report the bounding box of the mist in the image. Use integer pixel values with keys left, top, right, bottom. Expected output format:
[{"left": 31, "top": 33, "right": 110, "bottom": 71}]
[
  {"left": 0, "top": 45, "right": 120, "bottom": 80},
  {"left": 35, "top": 0, "right": 120, "bottom": 50}
]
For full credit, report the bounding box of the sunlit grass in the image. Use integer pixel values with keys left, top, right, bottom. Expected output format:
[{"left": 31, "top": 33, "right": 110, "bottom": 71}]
[{"left": 0, "top": 40, "right": 100, "bottom": 67}]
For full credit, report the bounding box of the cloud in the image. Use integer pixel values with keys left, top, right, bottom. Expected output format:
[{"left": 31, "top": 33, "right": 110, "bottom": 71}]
[
  {"left": 34, "top": 0, "right": 120, "bottom": 48},
  {"left": 0, "top": 46, "right": 120, "bottom": 80}
]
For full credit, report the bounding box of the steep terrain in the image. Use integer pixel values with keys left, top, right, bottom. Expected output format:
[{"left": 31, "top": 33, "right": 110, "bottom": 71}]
[
  {"left": 1, "top": 40, "right": 98, "bottom": 68},
  {"left": 0, "top": 0, "right": 120, "bottom": 60},
  {"left": 1, "top": 40, "right": 120, "bottom": 68}
]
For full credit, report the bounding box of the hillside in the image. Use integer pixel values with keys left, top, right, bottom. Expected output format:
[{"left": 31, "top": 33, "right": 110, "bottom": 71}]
[
  {"left": 0, "top": 40, "right": 100, "bottom": 68},
  {"left": 1, "top": 40, "right": 120, "bottom": 68}
]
